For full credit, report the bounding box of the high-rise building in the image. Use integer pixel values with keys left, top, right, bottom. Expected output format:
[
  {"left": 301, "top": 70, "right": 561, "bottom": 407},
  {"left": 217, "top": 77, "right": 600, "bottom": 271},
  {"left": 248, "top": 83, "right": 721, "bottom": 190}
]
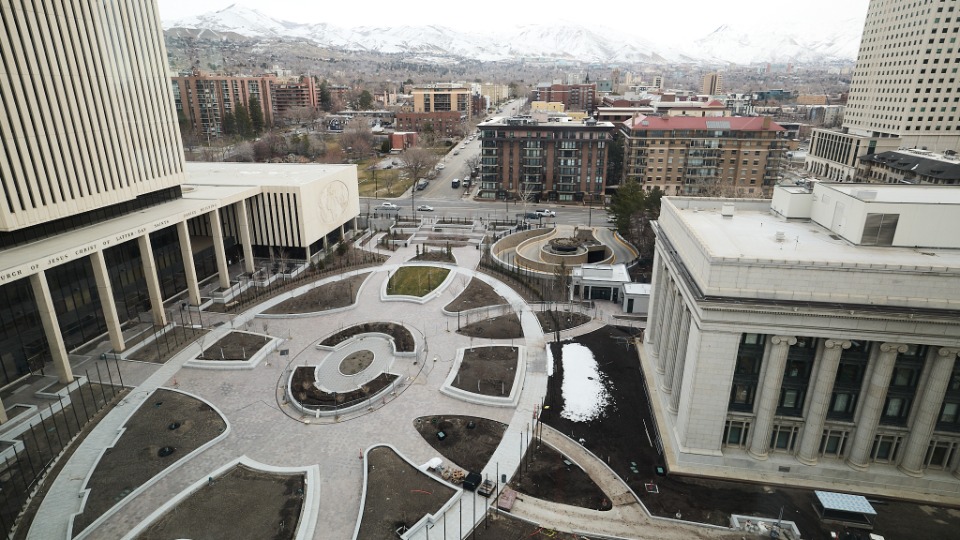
[
  {"left": 171, "top": 74, "right": 276, "bottom": 138},
  {"left": 701, "top": 72, "right": 723, "bottom": 95},
  {"left": 0, "top": 1, "right": 358, "bottom": 398},
  {"left": 534, "top": 83, "right": 598, "bottom": 113},
  {"left": 412, "top": 84, "right": 472, "bottom": 116},
  {"left": 806, "top": 0, "right": 960, "bottom": 181}
]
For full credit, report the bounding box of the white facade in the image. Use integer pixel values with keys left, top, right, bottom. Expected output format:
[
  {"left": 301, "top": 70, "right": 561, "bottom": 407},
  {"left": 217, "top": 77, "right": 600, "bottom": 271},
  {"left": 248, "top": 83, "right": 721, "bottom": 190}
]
[{"left": 644, "top": 185, "right": 960, "bottom": 502}]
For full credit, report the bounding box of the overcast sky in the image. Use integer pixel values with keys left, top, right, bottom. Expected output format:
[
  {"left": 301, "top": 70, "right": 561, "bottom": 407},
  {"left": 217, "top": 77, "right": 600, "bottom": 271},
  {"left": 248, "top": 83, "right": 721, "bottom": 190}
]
[{"left": 157, "top": 0, "right": 871, "bottom": 42}]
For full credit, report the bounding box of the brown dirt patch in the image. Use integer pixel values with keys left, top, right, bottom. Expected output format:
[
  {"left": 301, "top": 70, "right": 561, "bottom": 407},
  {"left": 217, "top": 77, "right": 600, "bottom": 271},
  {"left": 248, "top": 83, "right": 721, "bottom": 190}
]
[
  {"left": 510, "top": 441, "right": 611, "bottom": 511},
  {"left": 72, "top": 389, "right": 227, "bottom": 536},
  {"left": 452, "top": 346, "right": 518, "bottom": 397},
  {"left": 457, "top": 313, "right": 523, "bottom": 340},
  {"left": 444, "top": 278, "right": 507, "bottom": 313},
  {"left": 136, "top": 465, "right": 304, "bottom": 540},
  {"left": 414, "top": 416, "right": 507, "bottom": 473},
  {"left": 320, "top": 322, "right": 415, "bottom": 352},
  {"left": 411, "top": 250, "right": 455, "bottom": 263},
  {"left": 289, "top": 368, "right": 397, "bottom": 410},
  {"left": 356, "top": 446, "right": 456, "bottom": 540},
  {"left": 339, "top": 350, "right": 374, "bottom": 375},
  {"left": 466, "top": 513, "right": 580, "bottom": 539},
  {"left": 127, "top": 327, "right": 210, "bottom": 363},
  {"left": 536, "top": 310, "right": 592, "bottom": 334},
  {"left": 264, "top": 273, "right": 368, "bottom": 314},
  {"left": 198, "top": 331, "right": 270, "bottom": 360}
]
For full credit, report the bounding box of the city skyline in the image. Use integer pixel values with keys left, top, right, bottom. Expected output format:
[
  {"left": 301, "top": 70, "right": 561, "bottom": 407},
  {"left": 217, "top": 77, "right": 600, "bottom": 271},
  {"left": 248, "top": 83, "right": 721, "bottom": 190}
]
[{"left": 158, "top": 0, "right": 871, "bottom": 50}]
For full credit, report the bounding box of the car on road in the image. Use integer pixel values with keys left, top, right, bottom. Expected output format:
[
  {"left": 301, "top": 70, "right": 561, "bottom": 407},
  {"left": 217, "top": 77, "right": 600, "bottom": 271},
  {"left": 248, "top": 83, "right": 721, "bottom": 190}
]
[
  {"left": 453, "top": 150, "right": 460, "bottom": 155},
  {"left": 417, "top": 205, "right": 434, "bottom": 212},
  {"left": 378, "top": 202, "right": 400, "bottom": 211},
  {"left": 451, "top": 178, "right": 460, "bottom": 188},
  {"left": 436, "top": 163, "right": 445, "bottom": 170},
  {"left": 535, "top": 209, "right": 556, "bottom": 217}
]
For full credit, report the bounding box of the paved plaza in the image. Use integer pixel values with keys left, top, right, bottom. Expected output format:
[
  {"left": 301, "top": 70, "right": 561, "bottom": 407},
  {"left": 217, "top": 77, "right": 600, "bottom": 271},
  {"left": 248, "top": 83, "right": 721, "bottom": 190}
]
[{"left": 25, "top": 239, "right": 734, "bottom": 540}]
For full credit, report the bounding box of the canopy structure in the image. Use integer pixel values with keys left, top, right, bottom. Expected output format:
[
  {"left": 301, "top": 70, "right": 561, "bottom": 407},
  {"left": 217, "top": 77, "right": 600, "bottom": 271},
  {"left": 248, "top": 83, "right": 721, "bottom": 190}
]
[{"left": 814, "top": 491, "right": 877, "bottom": 529}]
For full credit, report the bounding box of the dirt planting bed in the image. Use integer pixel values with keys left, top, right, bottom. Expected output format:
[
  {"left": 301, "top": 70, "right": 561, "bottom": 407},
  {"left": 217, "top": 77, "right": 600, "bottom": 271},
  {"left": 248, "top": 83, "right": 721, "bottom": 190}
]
[
  {"left": 451, "top": 346, "right": 518, "bottom": 397},
  {"left": 136, "top": 465, "right": 304, "bottom": 540},
  {"left": 289, "top": 368, "right": 397, "bottom": 409},
  {"left": 536, "top": 310, "right": 592, "bottom": 334},
  {"left": 263, "top": 273, "right": 368, "bottom": 314},
  {"left": 320, "top": 322, "right": 415, "bottom": 352},
  {"left": 411, "top": 250, "right": 455, "bottom": 263},
  {"left": 457, "top": 313, "right": 523, "bottom": 340},
  {"left": 510, "top": 441, "right": 611, "bottom": 511},
  {"left": 197, "top": 331, "right": 270, "bottom": 360},
  {"left": 444, "top": 278, "right": 507, "bottom": 313},
  {"left": 414, "top": 415, "right": 507, "bottom": 473},
  {"left": 355, "top": 446, "right": 456, "bottom": 540},
  {"left": 71, "top": 389, "right": 227, "bottom": 535}
]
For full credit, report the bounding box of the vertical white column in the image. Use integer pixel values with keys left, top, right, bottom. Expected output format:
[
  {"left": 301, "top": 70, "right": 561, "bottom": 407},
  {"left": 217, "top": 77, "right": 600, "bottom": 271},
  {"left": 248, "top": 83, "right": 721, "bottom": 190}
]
[
  {"left": 796, "top": 339, "right": 851, "bottom": 465},
  {"left": 846, "top": 342, "right": 906, "bottom": 471},
  {"left": 90, "top": 251, "right": 126, "bottom": 352},
  {"left": 660, "top": 295, "right": 684, "bottom": 393},
  {"left": 208, "top": 209, "right": 230, "bottom": 289},
  {"left": 137, "top": 235, "right": 168, "bottom": 326},
  {"left": 236, "top": 200, "right": 255, "bottom": 274},
  {"left": 646, "top": 252, "right": 664, "bottom": 346},
  {"left": 748, "top": 335, "right": 796, "bottom": 460},
  {"left": 898, "top": 347, "right": 959, "bottom": 477},
  {"left": 668, "top": 309, "right": 692, "bottom": 414},
  {"left": 29, "top": 272, "right": 73, "bottom": 384},
  {"left": 176, "top": 222, "right": 201, "bottom": 306},
  {"left": 656, "top": 284, "right": 676, "bottom": 371}
]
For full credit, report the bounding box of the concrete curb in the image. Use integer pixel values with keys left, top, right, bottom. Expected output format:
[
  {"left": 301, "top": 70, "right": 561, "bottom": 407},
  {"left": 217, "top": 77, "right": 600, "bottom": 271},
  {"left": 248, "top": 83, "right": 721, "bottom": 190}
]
[
  {"left": 183, "top": 333, "right": 280, "bottom": 370},
  {"left": 440, "top": 345, "right": 526, "bottom": 408}
]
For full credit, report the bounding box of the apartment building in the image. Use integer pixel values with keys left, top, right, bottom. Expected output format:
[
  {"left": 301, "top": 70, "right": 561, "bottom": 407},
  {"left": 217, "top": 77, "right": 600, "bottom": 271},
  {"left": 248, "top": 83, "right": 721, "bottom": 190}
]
[
  {"left": 859, "top": 149, "right": 960, "bottom": 185},
  {"left": 0, "top": 1, "right": 359, "bottom": 396},
  {"left": 620, "top": 115, "right": 787, "bottom": 197},
  {"left": 270, "top": 77, "right": 319, "bottom": 119},
  {"left": 395, "top": 112, "right": 465, "bottom": 138},
  {"left": 171, "top": 74, "right": 276, "bottom": 137},
  {"left": 412, "top": 84, "right": 473, "bottom": 117},
  {"left": 644, "top": 183, "right": 960, "bottom": 501},
  {"left": 534, "top": 83, "right": 598, "bottom": 113},
  {"left": 477, "top": 116, "right": 614, "bottom": 202},
  {"left": 806, "top": 0, "right": 960, "bottom": 180},
  {"left": 701, "top": 72, "right": 723, "bottom": 95}
]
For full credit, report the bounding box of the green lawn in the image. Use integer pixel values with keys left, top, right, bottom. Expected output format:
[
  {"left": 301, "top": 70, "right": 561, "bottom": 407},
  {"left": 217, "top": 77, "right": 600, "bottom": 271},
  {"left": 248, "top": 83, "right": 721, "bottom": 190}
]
[{"left": 386, "top": 266, "right": 450, "bottom": 296}]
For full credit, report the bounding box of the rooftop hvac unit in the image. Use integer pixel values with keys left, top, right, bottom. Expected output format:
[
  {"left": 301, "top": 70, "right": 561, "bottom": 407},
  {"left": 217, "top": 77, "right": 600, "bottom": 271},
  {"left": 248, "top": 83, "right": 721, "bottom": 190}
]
[
  {"left": 775, "top": 231, "right": 786, "bottom": 242},
  {"left": 721, "top": 203, "right": 735, "bottom": 218}
]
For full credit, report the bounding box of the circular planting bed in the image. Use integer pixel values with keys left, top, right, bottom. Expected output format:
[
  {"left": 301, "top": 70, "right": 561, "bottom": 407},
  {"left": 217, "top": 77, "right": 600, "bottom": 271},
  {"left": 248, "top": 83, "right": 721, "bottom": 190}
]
[
  {"left": 320, "top": 322, "right": 415, "bottom": 352},
  {"left": 290, "top": 367, "right": 397, "bottom": 411},
  {"left": 452, "top": 346, "right": 519, "bottom": 397},
  {"left": 339, "top": 350, "right": 374, "bottom": 375}
]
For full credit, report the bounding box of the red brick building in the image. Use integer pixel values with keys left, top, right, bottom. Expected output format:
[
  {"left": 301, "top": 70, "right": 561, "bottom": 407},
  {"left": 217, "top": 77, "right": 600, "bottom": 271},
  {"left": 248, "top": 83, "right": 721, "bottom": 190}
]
[
  {"left": 395, "top": 111, "right": 465, "bottom": 138},
  {"left": 533, "top": 83, "right": 598, "bottom": 113}
]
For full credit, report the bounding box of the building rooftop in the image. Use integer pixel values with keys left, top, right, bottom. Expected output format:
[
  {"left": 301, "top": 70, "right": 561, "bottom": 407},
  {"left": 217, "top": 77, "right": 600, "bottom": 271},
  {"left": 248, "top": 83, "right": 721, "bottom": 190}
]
[
  {"left": 623, "top": 115, "right": 784, "bottom": 132},
  {"left": 827, "top": 183, "right": 960, "bottom": 204},
  {"left": 185, "top": 163, "right": 357, "bottom": 187},
  {"left": 859, "top": 150, "right": 960, "bottom": 183},
  {"left": 623, "top": 283, "right": 652, "bottom": 295},
  {"left": 665, "top": 196, "right": 960, "bottom": 269}
]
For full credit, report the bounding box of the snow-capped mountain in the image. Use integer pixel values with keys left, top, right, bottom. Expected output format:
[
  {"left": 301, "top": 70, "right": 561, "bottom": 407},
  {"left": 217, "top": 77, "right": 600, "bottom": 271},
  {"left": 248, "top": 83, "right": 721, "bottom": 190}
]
[{"left": 165, "top": 4, "right": 860, "bottom": 65}]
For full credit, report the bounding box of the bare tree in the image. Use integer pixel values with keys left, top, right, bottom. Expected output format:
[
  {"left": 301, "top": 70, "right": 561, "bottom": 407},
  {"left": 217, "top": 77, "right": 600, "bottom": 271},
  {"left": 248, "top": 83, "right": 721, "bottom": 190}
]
[
  {"left": 462, "top": 155, "right": 481, "bottom": 179},
  {"left": 517, "top": 182, "right": 538, "bottom": 216},
  {"left": 340, "top": 117, "right": 373, "bottom": 159},
  {"left": 401, "top": 146, "right": 440, "bottom": 212},
  {"left": 281, "top": 105, "right": 316, "bottom": 127}
]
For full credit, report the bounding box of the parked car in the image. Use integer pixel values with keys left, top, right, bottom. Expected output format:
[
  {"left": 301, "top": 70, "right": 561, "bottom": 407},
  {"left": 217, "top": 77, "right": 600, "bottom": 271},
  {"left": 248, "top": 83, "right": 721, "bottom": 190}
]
[
  {"left": 378, "top": 202, "right": 399, "bottom": 210},
  {"left": 417, "top": 205, "right": 434, "bottom": 212},
  {"left": 453, "top": 150, "right": 460, "bottom": 156},
  {"left": 535, "top": 209, "right": 556, "bottom": 217},
  {"left": 436, "top": 163, "right": 445, "bottom": 170}
]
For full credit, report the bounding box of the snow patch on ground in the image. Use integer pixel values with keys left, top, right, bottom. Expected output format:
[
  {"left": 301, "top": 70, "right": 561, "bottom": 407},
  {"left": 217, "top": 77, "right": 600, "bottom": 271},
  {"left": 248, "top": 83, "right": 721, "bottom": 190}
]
[
  {"left": 560, "top": 342, "right": 611, "bottom": 422},
  {"left": 546, "top": 345, "right": 554, "bottom": 377}
]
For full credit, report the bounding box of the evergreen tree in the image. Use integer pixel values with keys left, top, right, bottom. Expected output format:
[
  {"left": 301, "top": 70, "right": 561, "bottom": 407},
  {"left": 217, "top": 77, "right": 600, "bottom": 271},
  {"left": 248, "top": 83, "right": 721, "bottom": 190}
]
[
  {"left": 234, "top": 103, "right": 252, "bottom": 137},
  {"left": 357, "top": 90, "right": 374, "bottom": 110},
  {"left": 221, "top": 111, "right": 236, "bottom": 136},
  {"left": 319, "top": 80, "right": 332, "bottom": 112},
  {"left": 249, "top": 96, "right": 265, "bottom": 134}
]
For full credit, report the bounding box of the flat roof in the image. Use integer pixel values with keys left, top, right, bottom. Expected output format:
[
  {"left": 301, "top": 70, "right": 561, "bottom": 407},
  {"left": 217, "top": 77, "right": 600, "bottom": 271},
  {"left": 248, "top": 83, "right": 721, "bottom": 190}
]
[
  {"left": 185, "top": 162, "right": 356, "bottom": 187},
  {"left": 666, "top": 198, "right": 960, "bottom": 269},
  {"left": 815, "top": 491, "right": 877, "bottom": 515},
  {"left": 623, "top": 283, "right": 652, "bottom": 294},
  {"left": 825, "top": 183, "right": 960, "bottom": 204}
]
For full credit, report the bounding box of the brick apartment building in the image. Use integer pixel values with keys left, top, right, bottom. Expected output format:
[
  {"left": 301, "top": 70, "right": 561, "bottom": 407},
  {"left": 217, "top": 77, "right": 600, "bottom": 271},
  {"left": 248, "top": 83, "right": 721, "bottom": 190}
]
[
  {"left": 478, "top": 116, "right": 615, "bottom": 202},
  {"left": 395, "top": 112, "right": 465, "bottom": 138},
  {"left": 171, "top": 74, "right": 276, "bottom": 137},
  {"left": 620, "top": 115, "right": 787, "bottom": 197},
  {"left": 270, "top": 77, "right": 318, "bottom": 120},
  {"left": 534, "top": 83, "right": 598, "bottom": 113}
]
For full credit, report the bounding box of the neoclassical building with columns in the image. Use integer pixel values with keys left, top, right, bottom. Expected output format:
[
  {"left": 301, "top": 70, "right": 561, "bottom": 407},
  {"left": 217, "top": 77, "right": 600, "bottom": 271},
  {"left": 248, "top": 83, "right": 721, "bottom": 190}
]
[
  {"left": 642, "top": 181, "right": 960, "bottom": 501},
  {"left": 0, "top": 0, "right": 359, "bottom": 412}
]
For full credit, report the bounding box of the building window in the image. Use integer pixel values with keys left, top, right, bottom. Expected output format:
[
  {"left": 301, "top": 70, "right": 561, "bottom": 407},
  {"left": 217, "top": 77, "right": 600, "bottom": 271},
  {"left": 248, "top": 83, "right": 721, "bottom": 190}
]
[
  {"left": 730, "top": 333, "right": 765, "bottom": 412},
  {"left": 861, "top": 213, "right": 899, "bottom": 246},
  {"left": 924, "top": 440, "right": 957, "bottom": 470},
  {"left": 769, "top": 424, "right": 800, "bottom": 452},
  {"left": 882, "top": 345, "right": 927, "bottom": 426},
  {"left": 777, "top": 337, "right": 817, "bottom": 417},
  {"left": 871, "top": 433, "right": 903, "bottom": 463},
  {"left": 819, "top": 429, "right": 849, "bottom": 458},
  {"left": 829, "top": 340, "right": 871, "bottom": 421},
  {"left": 723, "top": 419, "right": 750, "bottom": 448}
]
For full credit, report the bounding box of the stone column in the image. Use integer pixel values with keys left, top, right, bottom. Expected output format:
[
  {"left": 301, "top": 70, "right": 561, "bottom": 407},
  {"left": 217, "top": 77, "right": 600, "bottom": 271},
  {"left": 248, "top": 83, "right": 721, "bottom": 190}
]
[
  {"left": 898, "top": 347, "right": 959, "bottom": 477},
  {"left": 90, "top": 251, "right": 126, "bottom": 352},
  {"left": 28, "top": 272, "right": 73, "bottom": 384},
  {"left": 661, "top": 297, "right": 685, "bottom": 394},
  {"left": 647, "top": 253, "right": 665, "bottom": 346},
  {"left": 656, "top": 284, "right": 676, "bottom": 370},
  {"left": 0, "top": 397, "right": 7, "bottom": 423},
  {"left": 796, "top": 339, "right": 851, "bottom": 465},
  {"left": 208, "top": 209, "right": 230, "bottom": 289},
  {"left": 748, "top": 335, "right": 797, "bottom": 460},
  {"left": 138, "top": 235, "right": 167, "bottom": 326},
  {"left": 846, "top": 342, "right": 906, "bottom": 471},
  {"left": 176, "top": 222, "right": 201, "bottom": 306},
  {"left": 236, "top": 201, "right": 255, "bottom": 274},
  {"left": 668, "top": 309, "right": 692, "bottom": 414}
]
